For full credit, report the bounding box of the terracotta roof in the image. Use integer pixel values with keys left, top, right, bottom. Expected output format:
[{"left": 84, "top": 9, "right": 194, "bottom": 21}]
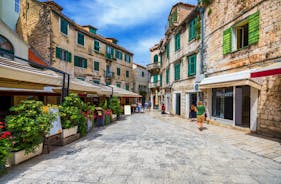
[
  {"left": 44, "top": 2, "right": 133, "bottom": 56},
  {"left": 133, "top": 63, "right": 146, "bottom": 69}
]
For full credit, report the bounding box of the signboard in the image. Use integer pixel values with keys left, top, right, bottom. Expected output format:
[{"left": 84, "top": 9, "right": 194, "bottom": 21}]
[
  {"left": 48, "top": 108, "right": 62, "bottom": 137},
  {"left": 124, "top": 105, "right": 131, "bottom": 115}
]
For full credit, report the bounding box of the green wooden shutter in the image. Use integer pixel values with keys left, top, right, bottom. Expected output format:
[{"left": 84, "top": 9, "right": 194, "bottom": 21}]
[
  {"left": 74, "top": 56, "right": 79, "bottom": 66},
  {"left": 160, "top": 74, "right": 162, "bottom": 87},
  {"left": 94, "top": 40, "right": 100, "bottom": 51},
  {"left": 160, "top": 54, "right": 162, "bottom": 66},
  {"left": 126, "top": 70, "right": 129, "bottom": 77},
  {"left": 84, "top": 59, "right": 87, "bottom": 68},
  {"left": 117, "top": 68, "right": 120, "bottom": 76},
  {"left": 56, "top": 47, "right": 61, "bottom": 59},
  {"left": 188, "top": 21, "right": 192, "bottom": 41},
  {"left": 188, "top": 54, "right": 196, "bottom": 76},
  {"left": 60, "top": 18, "right": 68, "bottom": 35},
  {"left": 249, "top": 11, "right": 260, "bottom": 45},
  {"left": 223, "top": 28, "right": 232, "bottom": 55},
  {"left": 174, "top": 63, "right": 180, "bottom": 80},
  {"left": 67, "top": 52, "right": 72, "bottom": 62},
  {"left": 166, "top": 69, "right": 169, "bottom": 84},
  {"left": 154, "top": 55, "right": 158, "bottom": 63},
  {"left": 153, "top": 75, "right": 158, "bottom": 83},
  {"left": 94, "top": 61, "right": 99, "bottom": 71},
  {"left": 126, "top": 84, "right": 129, "bottom": 90},
  {"left": 166, "top": 43, "right": 170, "bottom": 58},
  {"left": 78, "top": 32, "right": 84, "bottom": 45}
]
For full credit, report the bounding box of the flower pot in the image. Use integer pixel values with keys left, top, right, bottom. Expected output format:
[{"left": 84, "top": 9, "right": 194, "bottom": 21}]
[
  {"left": 87, "top": 119, "right": 93, "bottom": 132},
  {"left": 9, "top": 143, "right": 43, "bottom": 165},
  {"left": 62, "top": 126, "right": 78, "bottom": 138}
]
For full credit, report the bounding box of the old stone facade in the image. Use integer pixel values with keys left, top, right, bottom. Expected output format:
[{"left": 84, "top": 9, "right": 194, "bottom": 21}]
[
  {"left": 16, "top": 0, "right": 134, "bottom": 90},
  {"left": 132, "top": 63, "right": 150, "bottom": 103},
  {"left": 149, "top": 0, "right": 281, "bottom": 138}
]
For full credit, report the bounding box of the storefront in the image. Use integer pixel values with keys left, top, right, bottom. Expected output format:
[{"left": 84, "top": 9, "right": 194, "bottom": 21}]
[{"left": 200, "top": 70, "right": 261, "bottom": 131}]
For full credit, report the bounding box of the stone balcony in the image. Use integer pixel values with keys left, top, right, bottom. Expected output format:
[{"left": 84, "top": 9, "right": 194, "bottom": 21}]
[
  {"left": 147, "top": 62, "right": 161, "bottom": 75},
  {"left": 149, "top": 81, "right": 160, "bottom": 89}
]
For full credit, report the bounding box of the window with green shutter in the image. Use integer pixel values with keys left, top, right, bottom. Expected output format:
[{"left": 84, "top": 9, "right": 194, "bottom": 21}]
[
  {"left": 248, "top": 11, "right": 259, "bottom": 45},
  {"left": 166, "top": 43, "right": 170, "bottom": 58},
  {"left": 188, "top": 54, "right": 196, "bottom": 76},
  {"left": 60, "top": 18, "right": 68, "bottom": 35},
  {"left": 116, "top": 83, "right": 121, "bottom": 88},
  {"left": 189, "top": 17, "right": 197, "bottom": 41},
  {"left": 93, "top": 80, "right": 100, "bottom": 84},
  {"left": 106, "top": 81, "right": 111, "bottom": 86},
  {"left": 126, "top": 70, "right": 129, "bottom": 77},
  {"left": 166, "top": 68, "right": 170, "bottom": 84},
  {"left": 94, "top": 61, "right": 99, "bottom": 71},
  {"left": 89, "top": 27, "right": 97, "bottom": 34},
  {"left": 153, "top": 75, "right": 158, "bottom": 83},
  {"left": 223, "top": 28, "right": 232, "bottom": 55},
  {"left": 153, "top": 55, "right": 158, "bottom": 63},
  {"left": 94, "top": 40, "right": 100, "bottom": 51},
  {"left": 160, "top": 74, "right": 162, "bottom": 87},
  {"left": 106, "top": 46, "right": 114, "bottom": 59},
  {"left": 175, "top": 33, "right": 180, "bottom": 51},
  {"left": 77, "top": 32, "right": 84, "bottom": 46},
  {"left": 126, "top": 84, "right": 129, "bottom": 90},
  {"left": 117, "top": 68, "right": 121, "bottom": 76},
  {"left": 56, "top": 47, "right": 71, "bottom": 62},
  {"left": 174, "top": 62, "right": 180, "bottom": 81},
  {"left": 74, "top": 55, "right": 87, "bottom": 68},
  {"left": 125, "top": 54, "right": 131, "bottom": 63},
  {"left": 160, "top": 54, "right": 162, "bottom": 66},
  {"left": 116, "top": 50, "right": 123, "bottom": 60}
]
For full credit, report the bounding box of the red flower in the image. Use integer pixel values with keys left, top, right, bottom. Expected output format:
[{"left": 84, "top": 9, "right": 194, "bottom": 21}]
[{"left": 0, "top": 131, "right": 12, "bottom": 139}]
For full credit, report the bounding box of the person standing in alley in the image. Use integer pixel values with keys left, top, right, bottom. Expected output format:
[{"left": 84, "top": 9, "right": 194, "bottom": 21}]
[
  {"left": 161, "top": 103, "right": 166, "bottom": 114},
  {"left": 196, "top": 101, "right": 205, "bottom": 131}
]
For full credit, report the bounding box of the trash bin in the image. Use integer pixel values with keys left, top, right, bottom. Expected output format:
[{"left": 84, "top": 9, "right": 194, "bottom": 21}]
[{"left": 95, "top": 107, "right": 104, "bottom": 127}]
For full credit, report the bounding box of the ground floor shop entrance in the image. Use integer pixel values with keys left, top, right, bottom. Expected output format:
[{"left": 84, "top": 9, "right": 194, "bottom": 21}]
[{"left": 175, "top": 93, "right": 181, "bottom": 115}]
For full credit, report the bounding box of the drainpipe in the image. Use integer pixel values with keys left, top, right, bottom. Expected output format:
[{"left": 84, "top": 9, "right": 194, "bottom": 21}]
[{"left": 199, "top": 6, "right": 205, "bottom": 75}]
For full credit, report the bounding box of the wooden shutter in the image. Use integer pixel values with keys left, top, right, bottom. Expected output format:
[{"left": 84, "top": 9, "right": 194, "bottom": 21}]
[
  {"left": 174, "top": 63, "right": 180, "bottom": 80},
  {"left": 166, "top": 69, "right": 169, "bottom": 84},
  {"left": 160, "top": 74, "right": 162, "bottom": 86},
  {"left": 188, "top": 54, "right": 196, "bottom": 76},
  {"left": 56, "top": 47, "right": 61, "bottom": 59},
  {"left": 223, "top": 28, "right": 232, "bottom": 55},
  {"left": 249, "top": 11, "right": 260, "bottom": 45},
  {"left": 67, "top": 52, "right": 72, "bottom": 62},
  {"left": 94, "top": 40, "right": 99, "bottom": 51},
  {"left": 153, "top": 75, "right": 158, "bottom": 83},
  {"left": 84, "top": 59, "right": 87, "bottom": 68},
  {"left": 74, "top": 56, "right": 79, "bottom": 66},
  {"left": 117, "top": 68, "right": 120, "bottom": 75},
  {"left": 154, "top": 55, "right": 158, "bottom": 63}
]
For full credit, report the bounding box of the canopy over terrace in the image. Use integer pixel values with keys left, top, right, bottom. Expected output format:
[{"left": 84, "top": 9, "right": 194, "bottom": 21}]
[{"left": 108, "top": 85, "right": 142, "bottom": 98}]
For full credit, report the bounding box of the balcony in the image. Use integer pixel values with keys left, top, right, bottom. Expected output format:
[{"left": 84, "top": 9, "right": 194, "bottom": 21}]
[
  {"left": 105, "top": 53, "right": 115, "bottom": 61},
  {"left": 149, "top": 81, "right": 160, "bottom": 89},
  {"left": 105, "top": 71, "right": 115, "bottom": 79},
  {"left": 147, "top": 62, "right": 161, "bottom": 75}
]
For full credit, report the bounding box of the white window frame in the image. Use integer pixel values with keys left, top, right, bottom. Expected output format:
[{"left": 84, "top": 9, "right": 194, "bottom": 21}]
[{"left": 59, "top": 17, "right": 69, "bottom": 36}]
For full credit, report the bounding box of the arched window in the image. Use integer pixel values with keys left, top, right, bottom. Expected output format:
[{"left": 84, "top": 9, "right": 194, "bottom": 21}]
[
  {"left": 153, "top": 54, "right": 158, "bottom": 63},
  {"left": 0, "top": 35, "right": 14, "bottom": 59}
]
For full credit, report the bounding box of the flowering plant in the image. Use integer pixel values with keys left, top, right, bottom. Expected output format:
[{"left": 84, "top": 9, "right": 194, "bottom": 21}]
[{"left": 0, "top": 122, "right": 12, "bottom": 168}]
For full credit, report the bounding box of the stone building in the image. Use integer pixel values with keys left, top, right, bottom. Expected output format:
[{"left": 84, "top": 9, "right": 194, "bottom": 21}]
[
  {"left": 148, "top": 2, "right": 202, "bottom": 116},
  {"left": 199, "top": 0, "right": 281, "bottom": 138},
  {"left": 16, "top": 0, "right": 134, "bottom": 90},
  {"left": 132, "top": 63, "right": 150, "bottom": 104}
]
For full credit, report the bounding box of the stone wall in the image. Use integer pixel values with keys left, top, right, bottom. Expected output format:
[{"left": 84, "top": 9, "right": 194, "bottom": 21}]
[{"left": 258, "top": 75, "right": 281, "bottom": 138}]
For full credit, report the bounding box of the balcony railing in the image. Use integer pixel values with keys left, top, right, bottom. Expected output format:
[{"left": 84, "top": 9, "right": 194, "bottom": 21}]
[
  {"left": 105, "top": 71, "right": 115, "bottom": 79},
  {"left": 147, "top": 62, "right": 161, "bottom": 74},
  {"left": 149, "top": 81, "right": 160, "bottom": 89}
]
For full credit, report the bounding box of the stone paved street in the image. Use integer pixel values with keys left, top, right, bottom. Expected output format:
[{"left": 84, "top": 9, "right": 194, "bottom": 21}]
[{"left": 1, "top": 112, "right": 281, "bottom": 184}]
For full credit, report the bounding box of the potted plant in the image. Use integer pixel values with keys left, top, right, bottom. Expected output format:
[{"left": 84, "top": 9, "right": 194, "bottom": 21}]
[
  {"left": 5, "top": 100, "right": 54, "bottom": 165},
  {"left": 102, "top": 100, "right": 112, "bottom": 125},
  {"left": 0, "top": 122, "right": 12, "bottom": 176},
  {"left": 109, "top": 96, "right": 122, "bottom": 120},
  {"left": 83, "top": 104, "right": 95, "bottom": 132},
  {"left": 59, "top": 94, "right": 87, "bottom": 138}
]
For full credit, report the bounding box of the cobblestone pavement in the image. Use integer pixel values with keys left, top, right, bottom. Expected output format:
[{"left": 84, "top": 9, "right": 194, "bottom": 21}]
[{"left": 1, "top": 113, "right": 281, "bottom": 184}]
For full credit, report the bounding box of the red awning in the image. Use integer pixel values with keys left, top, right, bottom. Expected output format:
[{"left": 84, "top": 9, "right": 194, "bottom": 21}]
[{"left": 251, "top": 62, "right": 281, "bottom": 78}]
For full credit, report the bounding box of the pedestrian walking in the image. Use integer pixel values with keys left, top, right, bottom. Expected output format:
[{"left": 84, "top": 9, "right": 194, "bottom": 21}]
[
  {"left": 196, "top": 101, "right": 205, "bottom": 131},
  {"left": 189, "top": 104, "right": 197, "bottom": 121},
  {"left": 161, "top": 103, "right": 166, "bottom": 114}
]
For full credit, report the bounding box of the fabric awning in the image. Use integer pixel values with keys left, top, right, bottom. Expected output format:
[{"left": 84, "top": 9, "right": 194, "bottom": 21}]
[
  {"left": 200, "top": 70, "right": 262, "bottom": 90},
  {"left": 109, "top": 85, "right": 142, "bottom": 98},
  {"left": 251, "top": 62, "right": 281, "bottom": 78},
  {"left": 69, "top": 79, "right": 101, "bottom": 94},
  {"left": 0, "top": 56, "right": 62, "bottom": 86},
  {"left": 0, "top": 87, "right": 59, "bottom": 96}
]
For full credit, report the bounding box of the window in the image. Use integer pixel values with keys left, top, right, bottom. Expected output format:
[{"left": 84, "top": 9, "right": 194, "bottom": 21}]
[
  {"left": 174, "top": 62, "right": 180, "bottom": 81},
  {"left": 56, "top": 47, "right": 71, "bottom": 62},
  {"left": 153, "top": 75, "right": 158, "bottom": 83},
  {"left": 165, "top": 43, "right": 170, "bottom": 58},
  {"left": 93, "top": 80, "right": 100, "bottom": 84},
  {"left": 0, "top": 35, "right": 14, "bottom": 59},
  {"left": 153, "top": 55, "right": 158, "bottom": 63},
  {"left": 116, "top": 83, "right": 121, "bottom": 88},
  {"left": 89, "top": 27, "right": 96, "bottom": 34},
  {"left": 189, "top": 17, "right": 197, "bottom": 41},
  {"left": 141, "top": 71, "right": 145, "bottom": 77},
  {"left": 125, "top": 54, "right": 131, "bottom": 63},
  {"left": 94, "top": 61, "right": 99, "bottom": 71},
  {"left": 60, "top": 18, "right": 68, "bottom": 35},
  {"left": 77, "top": 32, "right": 84, "bottom": 46},
  {"left": 106, "top": 81, "right": 111, "bottom": 86},
  {"left": 223, "top": 11, "right": 259, "bottom": 55},
  {"left": 160, "top": 74, "right": 162, "bottom": 87},
  {"left": 212, "top": 87, "right": 233, "bottom": 120},
  {"left": 106, "top": 46, "right": 114, "bottom": 59},
  {"left": 15, "top": 0, "right": 20, "bottom": 13},
  {"left": 166, "top": 68, "right": 169, "bottom": 84},
  {"left": 77, "top": 77, "right": 85, "bottom": 81},
  {"left": 94, "top": 40, "right": 100, "bottom": 51},
  {"left": 126, "top": 70, "right": 129, "bottom": 77},
  {"left": 117, "top": 68, "right": 121, "bottom": 76},
  {"left": 115, "top": 50, "right": 123, "bottom": 60},
  {"left": 126, "top": 84, "right": 129, "bottom": 91},
  {"left": 74, "top": 56, "right": 87, "bottom": 68},
  {"left": 160, "top": 54, "right": 162, "bottom": 66},
  {"left": 169, "top": 10, "right": 177, "bottom": 26},
  {"left": 188, "top": 54, "right": 196, "bottom": 76},
  {"left": 175, "top": 33, "right": 180, "bottom": 51}
]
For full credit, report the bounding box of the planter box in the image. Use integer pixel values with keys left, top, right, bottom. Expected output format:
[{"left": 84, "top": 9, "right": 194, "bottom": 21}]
[
  {"left": 62, "top": 126, "right": 78, "bottom": 138},
  {"left": 87, "top": 119, "right": 93, "bottom": 132},
  {"left": 9, "top": 143, "right": 43, "bottom": 165}
]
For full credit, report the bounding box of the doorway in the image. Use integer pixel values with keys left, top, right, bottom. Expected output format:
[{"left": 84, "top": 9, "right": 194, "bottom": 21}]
[
  {"left": 235, "top": 86, "right": 250, "bottom": 128},
  {"left": 175, "top": 93, "right": 181, "bottom": 115},
  {"left": 190, "top": 93, "right": 197, "bottom": 106}
]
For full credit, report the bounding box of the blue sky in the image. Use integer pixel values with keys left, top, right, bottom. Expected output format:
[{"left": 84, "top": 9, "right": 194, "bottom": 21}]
[{"left": 50, "top": 0, "right": 197, "bottom": 66}]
